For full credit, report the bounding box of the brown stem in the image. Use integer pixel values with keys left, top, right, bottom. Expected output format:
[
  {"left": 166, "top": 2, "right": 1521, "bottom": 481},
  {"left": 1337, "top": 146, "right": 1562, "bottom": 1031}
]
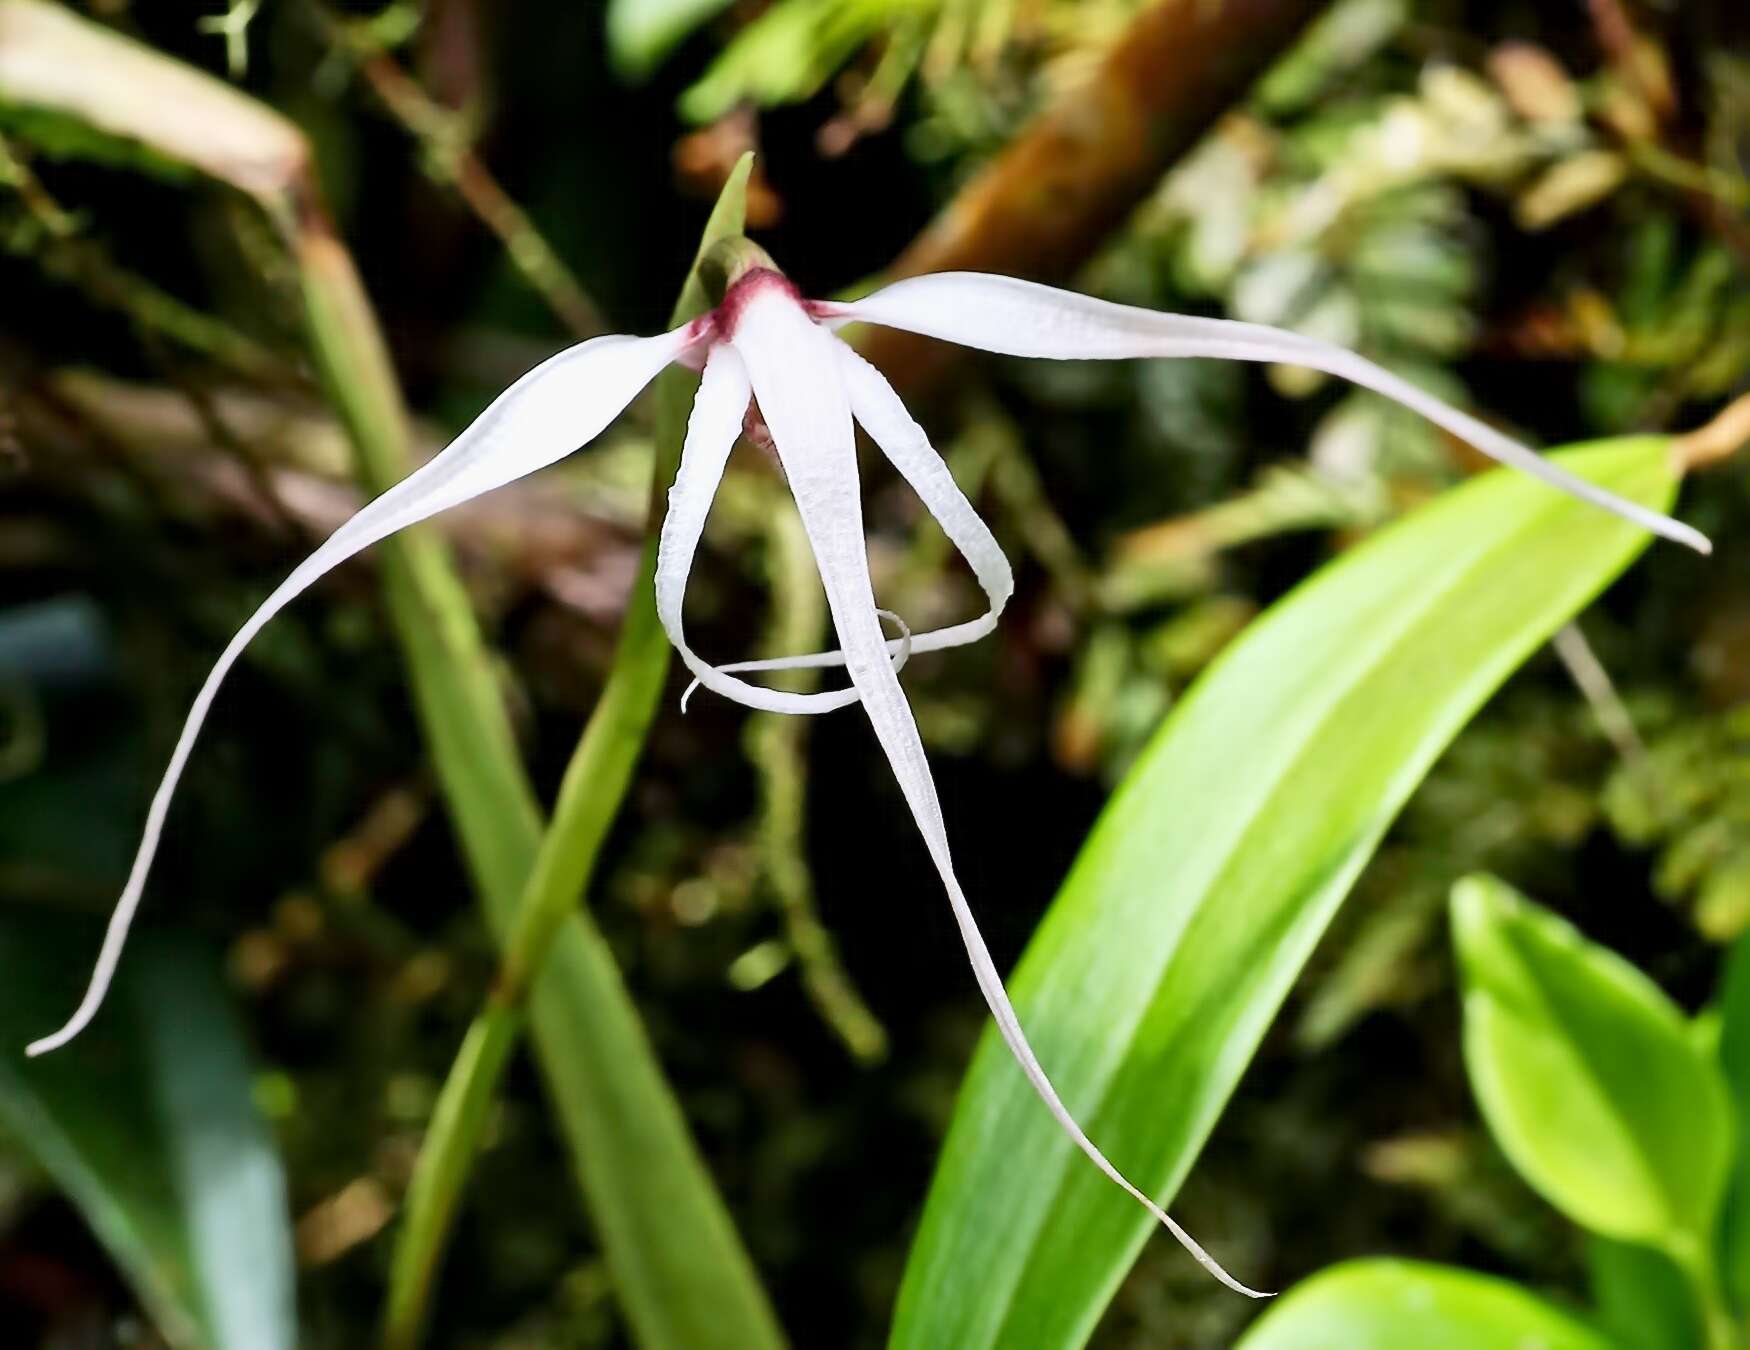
[{"left": 1674, "top": 393, "right": 1750, "bottom": 473}]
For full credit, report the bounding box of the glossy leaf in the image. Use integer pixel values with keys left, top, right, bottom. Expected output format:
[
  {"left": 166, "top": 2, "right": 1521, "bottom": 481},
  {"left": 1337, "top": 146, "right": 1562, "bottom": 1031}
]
[
  {"left": 1709, "top": 927, "right": 1750, "bottom": 1310},
  {"left": 1233, "top": 1259, "right": 1613, "bottom": 1350},
  {"left": 893, "top": 437, "right": 1679, "bottom": 1349},
  {"left": 1587, "top": 1235, "right": 1703, "bottom": 1350},
  {"left": 1454, "top": 874, "right": 1732, "bottom": 1253},
  {"left": 0, "top": 916, "right": 294, "bottom": 1349}
]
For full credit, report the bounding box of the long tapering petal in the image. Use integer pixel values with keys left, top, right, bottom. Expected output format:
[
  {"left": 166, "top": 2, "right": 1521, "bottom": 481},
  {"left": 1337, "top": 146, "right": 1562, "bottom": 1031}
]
[
  {"left": 659, "top": 346, "right": 915, "bottom": 714},
  {"left": 30, "top": 327, "right": 691, "bottom": 1056},
  {"left": 731, "top": 288, "right": 1266, "bottom": 1297},
  {"left": 655, "top": 345, "right": 866, "bottom": 714},
  {"left": 679, "top": 341, "right": 1011, "bottom": 708},
  {"left": 841, "top": 271, "right": 1710, "bottom": 555}
]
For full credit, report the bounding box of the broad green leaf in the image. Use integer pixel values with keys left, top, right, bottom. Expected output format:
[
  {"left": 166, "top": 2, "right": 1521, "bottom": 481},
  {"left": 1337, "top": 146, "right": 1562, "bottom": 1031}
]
[
  {"left": 1709, "top": 927, "right": 1750, "bottom": 1309},
  {"left": 1453, "top": 875, "right": 1732, "bottom": 1253},
  {"left": 0, "top": 916, "right": 294, "bottom": 1349},
  {"left": 1587, "top": 1235, "right": 1703, "bottom": 1350},
  {"left": 893, "top": 437, "right": 1679, "bottom": 1349},
  {"left": 1233, "top": 1259, "right": 1613, "bottom": 1350}
]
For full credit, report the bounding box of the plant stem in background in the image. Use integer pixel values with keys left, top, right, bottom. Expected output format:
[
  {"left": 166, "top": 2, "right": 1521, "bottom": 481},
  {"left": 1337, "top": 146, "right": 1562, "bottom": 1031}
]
[
  {"left": 0, "top": 131, "right": 292, "bottom": 383},
  {"left": 313, "top": 1, "right": 606, "bottom": 340},
  {"left": 383, "top": 158, "right": 785, "bottom": 1350},
  {"left": 0, "top": 10, "right": 779, "bottom": 1346},
  {"left": 745, "top": 488, "right": 888, "bottom": 1063},
  {"left": 1549, "top": 622, "right": 1646, "bottom": 768}
]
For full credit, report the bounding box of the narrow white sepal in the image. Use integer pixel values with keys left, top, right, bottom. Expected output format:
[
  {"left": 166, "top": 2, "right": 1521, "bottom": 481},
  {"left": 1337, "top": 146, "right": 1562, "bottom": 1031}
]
[
  {"left": 652, "top": 344, "right": 895, "bottom": 716},
  {"left": 679, "top": 344, "right": 1013, "bottom": 711},
  {"left": 678, "top": 608, "right": 912, "bottom": 713},
  {"left": 29, "top": 326, "right": 692, "bottom": 1056},
  {"left": 732, "top": 289, "right": 1268, "bottom": 1297},
  {"left": 842, "top": 271, "right": 1711, "bottom": 555}
]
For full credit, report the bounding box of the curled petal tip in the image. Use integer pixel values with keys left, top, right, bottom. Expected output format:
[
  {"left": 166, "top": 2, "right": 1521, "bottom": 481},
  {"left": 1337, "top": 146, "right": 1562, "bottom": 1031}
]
[
  {"left": 1655, "top": 516, "right": 1711, "bottom": 555},
  {"left": 1186, "top": 1247, "right": 1272, "bottom": 1299}
]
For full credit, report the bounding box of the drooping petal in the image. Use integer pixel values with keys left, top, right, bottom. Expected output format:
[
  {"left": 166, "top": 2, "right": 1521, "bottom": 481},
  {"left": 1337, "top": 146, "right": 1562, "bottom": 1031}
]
[
  {"left": 655, "top": 344, "right": 902, "bottom": 715},
  {"left": 30, "top": 327, "right": 692, "bottom": 1056},
  {"left": 730, "top": 286, "right": 1267, "bottom": 1296},
  {"left": 840, "top": 343, "right": 1015, "bottom": 650},
  {"left": 679, "top": 343, "right": 1011, "bottom": 709},
  {"left": 677, "top": 607, "right": 911, "bottom": 714},
  {"left": 659, "top": 345, "right": 921, "bottom": 715},
  {"left": 839, "top": 271, "right": 1711, "bottom": 555}
]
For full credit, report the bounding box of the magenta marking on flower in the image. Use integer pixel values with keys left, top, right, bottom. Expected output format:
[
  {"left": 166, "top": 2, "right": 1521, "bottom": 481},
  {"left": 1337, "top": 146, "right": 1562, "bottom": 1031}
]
[
  {"left": 29, "top": 252, "right": 1710, "bottom": 1298},
  {"left": 714, "top": 267, "right": 804, "bottom": 340}
]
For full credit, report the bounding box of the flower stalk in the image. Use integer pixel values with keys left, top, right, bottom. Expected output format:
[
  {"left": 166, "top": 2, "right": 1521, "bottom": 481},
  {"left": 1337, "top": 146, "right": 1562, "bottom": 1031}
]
[{"left": 383, "top": 157, "right": 783, "bottom": 1349}]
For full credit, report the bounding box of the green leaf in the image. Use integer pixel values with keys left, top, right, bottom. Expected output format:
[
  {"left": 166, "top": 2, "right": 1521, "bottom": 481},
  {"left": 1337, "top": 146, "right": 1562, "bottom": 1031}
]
[
  {"left": 1709, "top": 927, "right": 1750, "bottom": 1309},
  {"left": 381, "top": 153, "right": 784, "bottom": 1350},
  {"left": 1453, "top": 874, "right": 1732, "bottom": 1254},
  {"left": 606, "top": 0, "right": 739, "bottom": 79},
  {"left": 1232, "top": 1259, "right": 1614, "bottom": 1350},
  {"left": 0, "top": 916, "right": 295, "bottom": 1350},
  {"left": 1587, "top": 1235, "right": 1703, "bottom": 1350},
  {"left": 675, "top": 0, "right": 926, "bottom": 124},
  {"left": 892, "top": 437, "right": 1679, "bottom": 1349},
  {"left": 0, "top": 103, "right": 193, "bottom": 182}
]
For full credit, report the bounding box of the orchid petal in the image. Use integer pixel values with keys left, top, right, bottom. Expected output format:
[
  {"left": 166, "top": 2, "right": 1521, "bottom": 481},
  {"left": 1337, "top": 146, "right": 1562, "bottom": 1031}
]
[
  {"left": 731, "top": 291, "right": 1266, "bottom": 1296},
  {"left": 840, "top": 343, "right": 1015, "bottom": 651},
  {"left": 30, "top": 327, "right": 691, "bottom": 1057},
  {"left": 841, "top": 272, "right": 1711, "bottom": 555},
  {"left": 680, "top": 346, "right": 1011, "bottom": 709},
  {"left": 658, "top": 346, "right": 915, "bottom": 715},
  {"left": 678, "top": 607, "right": 911, "bottom": 714},
  {"left": 655, "top": 345, "right": 870, "bottom": 716}
]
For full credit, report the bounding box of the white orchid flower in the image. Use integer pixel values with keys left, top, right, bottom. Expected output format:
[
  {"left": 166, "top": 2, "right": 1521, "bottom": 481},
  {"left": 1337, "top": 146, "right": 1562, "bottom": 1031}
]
[{"left": 31, "top": 241, "right": 1708, "bottom": 1296}]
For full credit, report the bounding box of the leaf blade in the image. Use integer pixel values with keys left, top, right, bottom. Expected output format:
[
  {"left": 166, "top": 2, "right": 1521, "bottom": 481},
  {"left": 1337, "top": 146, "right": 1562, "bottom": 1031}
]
[
  {"left": 892, "top": 438, "right": 1680, "bottom": 1349},
  {"left": 0, "top": 918, "right": 295, "bottom": 1349},
  {"left": 1453, "top": 874, "right": 1733, "bottom": 1251},
  {"left": 1233, "top": 1259, "right": 1614, "bottom": 1350}
]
